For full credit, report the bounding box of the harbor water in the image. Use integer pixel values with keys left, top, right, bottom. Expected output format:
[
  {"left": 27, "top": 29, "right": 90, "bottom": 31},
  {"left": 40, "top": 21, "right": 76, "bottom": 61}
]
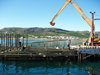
[
  {"left": 0, "top": 40, "right": 84, "bottom": 48},
  {"left": 0, "top": 60, "right": 100, "bottom": 75}
]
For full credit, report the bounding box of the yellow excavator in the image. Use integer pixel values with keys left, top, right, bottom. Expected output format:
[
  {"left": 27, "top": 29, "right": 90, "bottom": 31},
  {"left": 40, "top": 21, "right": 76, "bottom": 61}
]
[{"left": 50, "top": 0, "right": 100, "bottom": 46}]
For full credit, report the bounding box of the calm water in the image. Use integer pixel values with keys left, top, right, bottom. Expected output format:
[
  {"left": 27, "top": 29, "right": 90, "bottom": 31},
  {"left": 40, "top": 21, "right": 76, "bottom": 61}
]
[
  {"left": 25, "top": 40, "right": 83, "bottom": 48},
  {"left": 0, "top": 60, "right": 100, "bottom": 75},
  {"left": 0, "top": 40, "right": 83, "bottom": 48}
]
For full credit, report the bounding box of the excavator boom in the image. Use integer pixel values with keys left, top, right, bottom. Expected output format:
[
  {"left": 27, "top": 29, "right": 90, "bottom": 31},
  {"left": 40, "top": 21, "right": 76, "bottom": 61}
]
[
  {"left": 50, "top": 0, "right": 95, "bottom": 35},
  {"left": 50, "top": 0, "right": 71, "bottom": 26}
]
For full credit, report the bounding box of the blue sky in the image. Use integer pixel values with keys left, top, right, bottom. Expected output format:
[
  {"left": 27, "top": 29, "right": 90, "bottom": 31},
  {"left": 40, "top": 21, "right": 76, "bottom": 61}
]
[{"left": 0, "top": 0, "right": 100, "bottom": 31}]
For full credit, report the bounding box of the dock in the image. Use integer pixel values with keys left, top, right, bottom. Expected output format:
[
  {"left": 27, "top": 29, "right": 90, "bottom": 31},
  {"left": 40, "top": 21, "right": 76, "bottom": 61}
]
[
  {"left": 0, "top": 33, "right": 100, "bottom": 60},
  {"left": 0, "top": 47, "right": 77, "bottom": 60}
]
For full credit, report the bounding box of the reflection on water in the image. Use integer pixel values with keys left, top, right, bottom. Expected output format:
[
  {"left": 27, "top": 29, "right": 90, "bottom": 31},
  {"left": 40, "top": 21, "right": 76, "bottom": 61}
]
[{"left": 0, "top": 60, "right": 100, "bottom": 75}]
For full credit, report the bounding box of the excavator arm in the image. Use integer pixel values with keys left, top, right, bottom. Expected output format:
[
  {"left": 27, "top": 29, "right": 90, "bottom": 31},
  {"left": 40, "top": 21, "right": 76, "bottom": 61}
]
[
  {"left": 70, "top": 1, "right": 95, "bottom": 33},
  {"left": 50, "top": 0, "right": 71, "bottom": 26},
  {"left": 50, "top": 0, "right": 95, "bottom": 35}
]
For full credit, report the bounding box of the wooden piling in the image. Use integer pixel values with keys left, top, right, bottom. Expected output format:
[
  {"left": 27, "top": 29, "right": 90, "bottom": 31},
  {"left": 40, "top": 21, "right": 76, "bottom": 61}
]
[
  {"left": 44, "top": 42, "right": 45, "bottom": 48},
  {"left": 31, "top": 43, "right": 32, "bottom": 47},
  {"left": 8, "top": 34, "right": 9, "bottom": 51},
  {"left": 78, "top": 52, "right": 80, "bottom": 60},
  {"left": 23, "top": 34, "right": 24, "bottom": 47},
  {"left": 1, "top": 34, "right": 2, "bottom": 50},
  {"left": 0, "top": 44, "right": 1, "bottom": 50},
  {"left": 78, "top": 52, "right": 82, "bottom": 60},
  {"left": 4, "top": 34, "right": 5, "bottom": 52},
  {"left": 6, "top": 34, "right": 8, "bottom": 52},
  {"left": 10, "top": 34, "right": 11, "bottom": 51},
  {"left": 80, "top": 53, "right": 82, "bottom": 60},
  {"left": 12, "top": 34, "right": 13, "bottom": 49},
  {"left": 26, "top": 34, "right": 28, "bottom": 47}
]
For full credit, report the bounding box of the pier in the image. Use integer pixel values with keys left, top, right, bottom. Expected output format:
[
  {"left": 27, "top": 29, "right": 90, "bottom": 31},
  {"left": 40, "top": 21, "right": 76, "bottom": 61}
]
[{"left": 0, "top": 33, "right": 100, "bottom": 60}]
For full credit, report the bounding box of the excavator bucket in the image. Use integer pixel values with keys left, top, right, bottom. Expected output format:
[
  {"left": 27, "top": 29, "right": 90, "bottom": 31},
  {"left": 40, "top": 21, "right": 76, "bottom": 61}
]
[{"left": 50, "top": 21, "right": 55, "bottom": 26}]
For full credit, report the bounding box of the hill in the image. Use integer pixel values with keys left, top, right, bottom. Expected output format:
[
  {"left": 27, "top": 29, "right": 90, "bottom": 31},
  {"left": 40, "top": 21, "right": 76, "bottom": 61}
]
[{"left": 0, "top": 27, "right": 99, "bottom": 38}]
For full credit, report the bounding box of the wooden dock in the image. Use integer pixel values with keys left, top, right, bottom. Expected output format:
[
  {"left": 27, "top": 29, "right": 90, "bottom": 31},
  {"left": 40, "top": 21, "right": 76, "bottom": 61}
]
[
  {"left": 0, "top": 45, "right": 100, "bottom": 60},
  {"left": 77, "top": 46, "right": 100, "bottom": 60},
  {"left": 0, "top": 33, "right": 100, "bottom": 60},
  {"left": 0, "top": 47, "right": 77, "bottom": 60}
]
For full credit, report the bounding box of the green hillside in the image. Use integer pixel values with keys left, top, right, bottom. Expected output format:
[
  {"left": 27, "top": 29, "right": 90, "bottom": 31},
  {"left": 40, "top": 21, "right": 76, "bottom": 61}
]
[{"left": 0, "top": 27, "right": 98, "bottom": 38}]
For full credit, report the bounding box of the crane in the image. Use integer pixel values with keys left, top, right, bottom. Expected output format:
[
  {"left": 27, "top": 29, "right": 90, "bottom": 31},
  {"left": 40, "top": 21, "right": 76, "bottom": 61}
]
[{"left": 50, "top": 0, "right": 100, "bottom": 46}]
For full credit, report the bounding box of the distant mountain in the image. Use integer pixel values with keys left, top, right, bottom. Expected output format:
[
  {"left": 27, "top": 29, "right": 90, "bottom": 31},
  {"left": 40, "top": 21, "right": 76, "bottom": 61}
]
[
  {"left": 0, "top": 27, "right": 99, "bottom": 38},
  {"left": 0, "top": 27, "right": 26, "bottom": 33},
  {"left": 0, "top": 27, "right": 70, "bottom": 34}
]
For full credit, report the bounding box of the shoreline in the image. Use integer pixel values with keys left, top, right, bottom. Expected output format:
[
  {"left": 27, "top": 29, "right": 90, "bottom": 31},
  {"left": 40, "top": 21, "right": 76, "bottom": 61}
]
[{"left": 0, "top": 37, "right": 85, "bottom": 41}]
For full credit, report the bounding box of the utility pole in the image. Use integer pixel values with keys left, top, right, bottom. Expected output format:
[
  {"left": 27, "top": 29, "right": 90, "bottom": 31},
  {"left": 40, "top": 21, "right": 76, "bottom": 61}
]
[{"left": 90, "top": 12, "right": 100, "bottom": 46}]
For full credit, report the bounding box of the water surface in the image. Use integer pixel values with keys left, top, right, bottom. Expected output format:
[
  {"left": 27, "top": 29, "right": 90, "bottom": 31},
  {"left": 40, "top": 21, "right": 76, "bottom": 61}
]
[
  {"left": 0, "top": 40, "right": 83, "bottom": 48},
  {"left": 0, "top": 60, "right": 100, "bottom": 75}
]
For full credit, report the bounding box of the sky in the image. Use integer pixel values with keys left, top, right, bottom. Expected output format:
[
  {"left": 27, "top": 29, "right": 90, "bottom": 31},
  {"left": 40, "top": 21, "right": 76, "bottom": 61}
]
[{"left": 0, "top": 0, "right": 100, "bottom": 31}]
